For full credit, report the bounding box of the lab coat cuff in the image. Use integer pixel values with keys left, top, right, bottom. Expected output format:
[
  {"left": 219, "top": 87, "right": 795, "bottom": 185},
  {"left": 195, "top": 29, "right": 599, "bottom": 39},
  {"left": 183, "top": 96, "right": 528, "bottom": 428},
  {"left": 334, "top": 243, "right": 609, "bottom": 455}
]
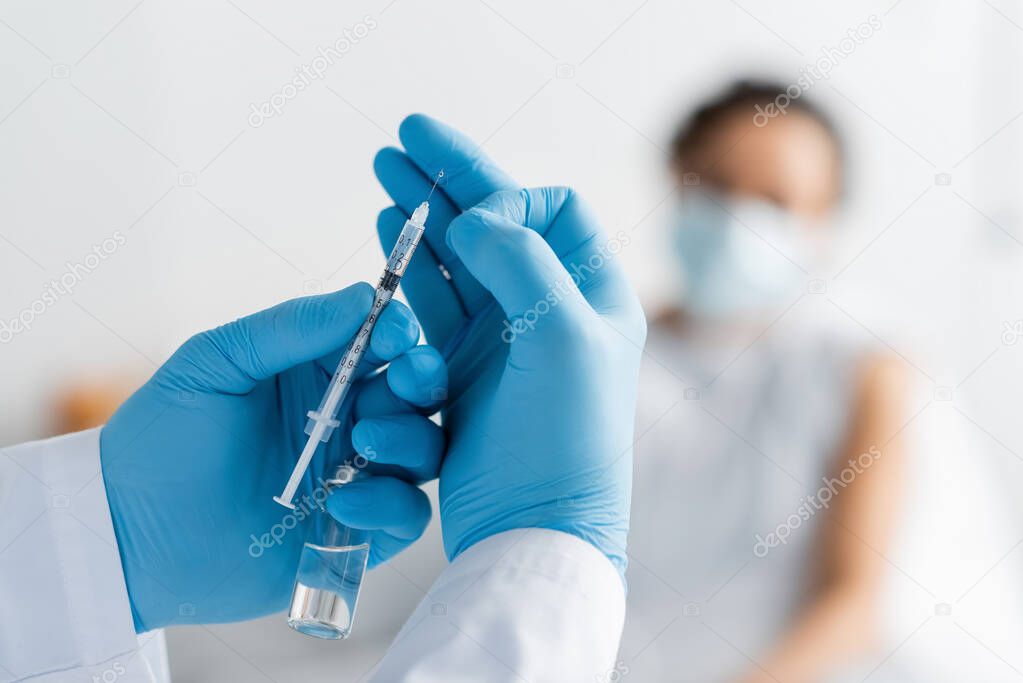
[
  {"left": 373, "top": 528, "right": 625, "bottom": 682},
  {"left": 0, "top": 428, "right": 146, "bottom": 681},
  {"left": 441, "top": 527, "right": 627, "bottom": 603}
]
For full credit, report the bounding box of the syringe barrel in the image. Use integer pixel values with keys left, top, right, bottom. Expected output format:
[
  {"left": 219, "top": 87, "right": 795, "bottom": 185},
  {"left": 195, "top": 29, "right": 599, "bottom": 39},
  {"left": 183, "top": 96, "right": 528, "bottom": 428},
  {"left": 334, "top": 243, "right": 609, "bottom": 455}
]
[
  {"left": 382, "top": 204, "right": 428, "bottom": 284},
  {"left": 277, "top": 200, "right": 429, "bottom": 512},
  {"left": 306, "top": 288, "right": 390, "bottom": 435}
]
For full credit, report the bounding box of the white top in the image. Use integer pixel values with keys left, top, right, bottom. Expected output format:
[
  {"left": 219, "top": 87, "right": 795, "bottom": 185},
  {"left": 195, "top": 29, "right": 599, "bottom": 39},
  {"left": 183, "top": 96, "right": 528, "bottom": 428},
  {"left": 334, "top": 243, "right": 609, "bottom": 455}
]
[
  {"left": 621, "top": 318, "right": 869, "bottom": 680},
  {"left": 0, "top": 429, "right": 625, "bottom": 682}
]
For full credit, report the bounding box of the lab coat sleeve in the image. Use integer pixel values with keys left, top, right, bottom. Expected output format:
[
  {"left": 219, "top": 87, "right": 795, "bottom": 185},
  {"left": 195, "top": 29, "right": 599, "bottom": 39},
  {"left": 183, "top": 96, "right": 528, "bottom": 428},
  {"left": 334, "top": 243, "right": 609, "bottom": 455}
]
[
  {"left": 0, "top": 429, "right": 169, "bottom": 683},
  {"left": 370, "top": 528, "right": 626, "bottom": 683},
  {"left": 1, "top": 430, "right": 624, "bottom": 682}
]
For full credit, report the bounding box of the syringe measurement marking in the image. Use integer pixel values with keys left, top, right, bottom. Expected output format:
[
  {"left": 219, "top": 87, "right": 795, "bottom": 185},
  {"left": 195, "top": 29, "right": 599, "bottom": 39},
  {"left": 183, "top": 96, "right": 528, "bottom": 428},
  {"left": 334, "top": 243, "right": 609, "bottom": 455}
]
[{"left": 275, "top": 200, "right": 431, "bottom": 509}]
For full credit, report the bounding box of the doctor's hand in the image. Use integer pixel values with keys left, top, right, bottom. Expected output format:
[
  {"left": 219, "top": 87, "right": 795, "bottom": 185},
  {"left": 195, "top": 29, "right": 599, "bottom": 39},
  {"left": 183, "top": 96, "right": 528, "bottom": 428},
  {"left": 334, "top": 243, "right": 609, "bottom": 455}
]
[
  {"left": 375, "top": 115, "right": 646, "bottom": 578},
  {"left": 100, "top": 283, "right": 447, "bottom": 632}
]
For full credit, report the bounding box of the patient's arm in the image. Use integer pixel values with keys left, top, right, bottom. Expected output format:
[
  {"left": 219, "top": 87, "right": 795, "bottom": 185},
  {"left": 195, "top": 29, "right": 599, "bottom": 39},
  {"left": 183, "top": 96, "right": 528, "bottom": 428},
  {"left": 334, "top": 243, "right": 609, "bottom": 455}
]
[{"left": 737, "top": 355, "right": 910, "bottom": 683}]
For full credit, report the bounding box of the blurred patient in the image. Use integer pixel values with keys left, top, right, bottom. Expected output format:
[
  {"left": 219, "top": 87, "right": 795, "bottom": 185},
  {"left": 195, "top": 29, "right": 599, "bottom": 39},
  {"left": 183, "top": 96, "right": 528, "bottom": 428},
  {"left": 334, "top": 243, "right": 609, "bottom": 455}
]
[{"left": 623, "top": 82, "right": 910, "bottom": 682}]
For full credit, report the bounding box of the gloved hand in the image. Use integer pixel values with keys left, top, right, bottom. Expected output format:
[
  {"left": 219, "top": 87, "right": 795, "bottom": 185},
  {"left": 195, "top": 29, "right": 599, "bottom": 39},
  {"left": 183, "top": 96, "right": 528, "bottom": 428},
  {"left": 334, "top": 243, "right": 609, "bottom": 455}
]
[
  {"left": 101, "top": 283, "right": 447, "bottom": 632},
  {"left": 374, "top": 115, "right": 646, "bottom": 578}
]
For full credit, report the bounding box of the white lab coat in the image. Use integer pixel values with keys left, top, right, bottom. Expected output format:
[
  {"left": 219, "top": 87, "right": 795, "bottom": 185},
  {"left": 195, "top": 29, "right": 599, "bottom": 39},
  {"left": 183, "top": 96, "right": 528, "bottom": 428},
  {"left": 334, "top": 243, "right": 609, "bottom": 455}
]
[{"left": 0, "top": 430, "right": 624, "bottom": 682}]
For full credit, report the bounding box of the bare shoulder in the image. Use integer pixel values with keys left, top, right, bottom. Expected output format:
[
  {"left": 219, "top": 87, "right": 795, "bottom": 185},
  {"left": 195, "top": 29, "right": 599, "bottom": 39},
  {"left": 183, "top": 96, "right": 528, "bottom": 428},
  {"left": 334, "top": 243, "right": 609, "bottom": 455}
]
[{"left": 856, "top": 353, "right": 911, "bottom": 402}]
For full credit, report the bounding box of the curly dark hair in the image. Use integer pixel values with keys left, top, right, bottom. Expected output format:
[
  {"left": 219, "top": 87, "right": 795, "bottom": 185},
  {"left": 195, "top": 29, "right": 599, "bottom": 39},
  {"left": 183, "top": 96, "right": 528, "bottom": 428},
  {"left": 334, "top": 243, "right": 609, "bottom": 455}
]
[{"left": 670, "top": 79, "right": 843, "bottom": 167}]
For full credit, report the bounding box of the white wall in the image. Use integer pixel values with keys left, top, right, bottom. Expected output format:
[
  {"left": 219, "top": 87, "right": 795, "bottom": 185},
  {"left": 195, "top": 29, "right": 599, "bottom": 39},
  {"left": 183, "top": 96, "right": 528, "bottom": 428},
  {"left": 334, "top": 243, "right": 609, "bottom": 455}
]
[{"left": 3, "top": 0, "right": 1023, "bottom": 680}]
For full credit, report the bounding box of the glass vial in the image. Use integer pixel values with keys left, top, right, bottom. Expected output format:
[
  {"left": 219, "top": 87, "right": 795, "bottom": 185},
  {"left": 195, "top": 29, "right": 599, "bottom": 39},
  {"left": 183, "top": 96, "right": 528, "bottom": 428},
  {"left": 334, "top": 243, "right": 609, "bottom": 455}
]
[{"left": 287, "top": 465, "right": 370, "bottom": 639}]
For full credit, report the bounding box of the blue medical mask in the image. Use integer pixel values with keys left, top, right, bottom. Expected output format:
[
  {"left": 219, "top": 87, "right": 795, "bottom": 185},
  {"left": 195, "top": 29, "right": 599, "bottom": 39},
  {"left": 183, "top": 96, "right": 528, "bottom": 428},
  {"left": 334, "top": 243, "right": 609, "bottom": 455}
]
[{"left": 671, "top": 192, "right": 815, "bottom": 319}]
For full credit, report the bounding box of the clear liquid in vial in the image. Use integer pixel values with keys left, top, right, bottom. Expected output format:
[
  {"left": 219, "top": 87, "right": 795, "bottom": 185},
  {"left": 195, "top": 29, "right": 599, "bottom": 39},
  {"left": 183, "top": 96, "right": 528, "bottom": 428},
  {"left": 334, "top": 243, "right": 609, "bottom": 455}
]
[{"left": 287, "top": 523, "right": 370, "bottom": 639}]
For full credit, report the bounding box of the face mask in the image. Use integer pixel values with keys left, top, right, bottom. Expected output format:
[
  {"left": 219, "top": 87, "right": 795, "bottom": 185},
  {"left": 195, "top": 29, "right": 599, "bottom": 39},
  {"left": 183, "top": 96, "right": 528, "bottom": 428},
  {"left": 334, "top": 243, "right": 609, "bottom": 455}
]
[{"left": 670, "top": 192, "right": 817, "bottom": 319}]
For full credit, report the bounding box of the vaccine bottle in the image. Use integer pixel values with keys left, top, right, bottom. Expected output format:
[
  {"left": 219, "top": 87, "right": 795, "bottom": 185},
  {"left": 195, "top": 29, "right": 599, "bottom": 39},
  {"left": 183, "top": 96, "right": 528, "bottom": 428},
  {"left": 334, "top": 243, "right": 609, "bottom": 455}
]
[{"left": 286, "top": 465, "right": 370, "bottom": 639}]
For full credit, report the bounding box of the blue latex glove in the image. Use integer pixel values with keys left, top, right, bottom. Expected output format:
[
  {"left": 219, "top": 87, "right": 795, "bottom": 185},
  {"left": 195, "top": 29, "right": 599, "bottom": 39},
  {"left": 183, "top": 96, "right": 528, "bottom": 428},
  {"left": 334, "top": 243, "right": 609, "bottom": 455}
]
[
  {"left": 101, "top": 283, "right": 447, "bottom": 632},
  {"left": 373, "top": 115, "right": 646, "bottom": 578}
]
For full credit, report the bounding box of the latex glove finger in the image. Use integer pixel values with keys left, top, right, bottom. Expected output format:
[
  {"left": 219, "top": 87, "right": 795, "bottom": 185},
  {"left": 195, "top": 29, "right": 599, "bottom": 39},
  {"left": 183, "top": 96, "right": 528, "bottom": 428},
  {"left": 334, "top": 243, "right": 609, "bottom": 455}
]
[
  {"left": 314, "top": 295, "right": 421, "bottom": 377},
  {"left": 374, "top": 150, "right": 490, "bottom": 318},
  {"left": 322, "top": 345, "right": 445, "bottom": 476},
  {"left": 373, "top": 113, "right": 519, "bottom": 321},
  {"left": 165, "top": 283, "right": 395, "bottom": 393},
  {"left": 351, "top": 414, "right": 444, "bottom": 482},
  {"left": 397, "top": 113, "right": 518, "bottom": 210},
  {"left": 446, "top": 206, "right": 598, "bottom": 360},
  {"left": 354, "top": 345, "right": 447, "bottom": 418},
  {"left": 325, "top": 477, "right": 431, "bottom": 567},
  {"left": 471, "top": 188, "right": 642, "bottom": 332}
]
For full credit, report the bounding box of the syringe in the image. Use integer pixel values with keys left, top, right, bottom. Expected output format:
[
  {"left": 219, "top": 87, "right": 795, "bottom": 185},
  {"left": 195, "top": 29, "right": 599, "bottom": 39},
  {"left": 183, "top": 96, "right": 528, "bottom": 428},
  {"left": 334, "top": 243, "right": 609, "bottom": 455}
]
[{"left": 274, "top": 200, "right": 430, "bottom": 509}]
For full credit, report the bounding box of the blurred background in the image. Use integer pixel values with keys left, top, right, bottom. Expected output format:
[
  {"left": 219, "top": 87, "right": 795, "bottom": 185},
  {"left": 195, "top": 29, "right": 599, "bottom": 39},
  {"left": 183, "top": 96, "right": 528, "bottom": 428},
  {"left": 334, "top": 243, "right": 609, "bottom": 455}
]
[{"left": 3, "top": 0, "right": 1023, "bottom": 680}]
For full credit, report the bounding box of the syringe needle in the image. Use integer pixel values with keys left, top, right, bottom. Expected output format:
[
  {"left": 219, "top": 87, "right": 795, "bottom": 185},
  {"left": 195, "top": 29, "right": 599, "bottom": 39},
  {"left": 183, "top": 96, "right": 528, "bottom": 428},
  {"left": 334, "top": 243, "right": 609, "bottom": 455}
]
[{"left": 425, "top": 169, "right": 444, "bottom": 201}]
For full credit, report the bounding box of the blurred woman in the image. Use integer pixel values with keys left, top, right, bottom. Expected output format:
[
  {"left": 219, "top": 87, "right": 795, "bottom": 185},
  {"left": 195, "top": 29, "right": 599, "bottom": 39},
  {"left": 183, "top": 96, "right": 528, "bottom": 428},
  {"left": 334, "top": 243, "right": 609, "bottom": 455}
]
[{"left": 622, "top": 82, "right": 911, "bottom": 682}]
